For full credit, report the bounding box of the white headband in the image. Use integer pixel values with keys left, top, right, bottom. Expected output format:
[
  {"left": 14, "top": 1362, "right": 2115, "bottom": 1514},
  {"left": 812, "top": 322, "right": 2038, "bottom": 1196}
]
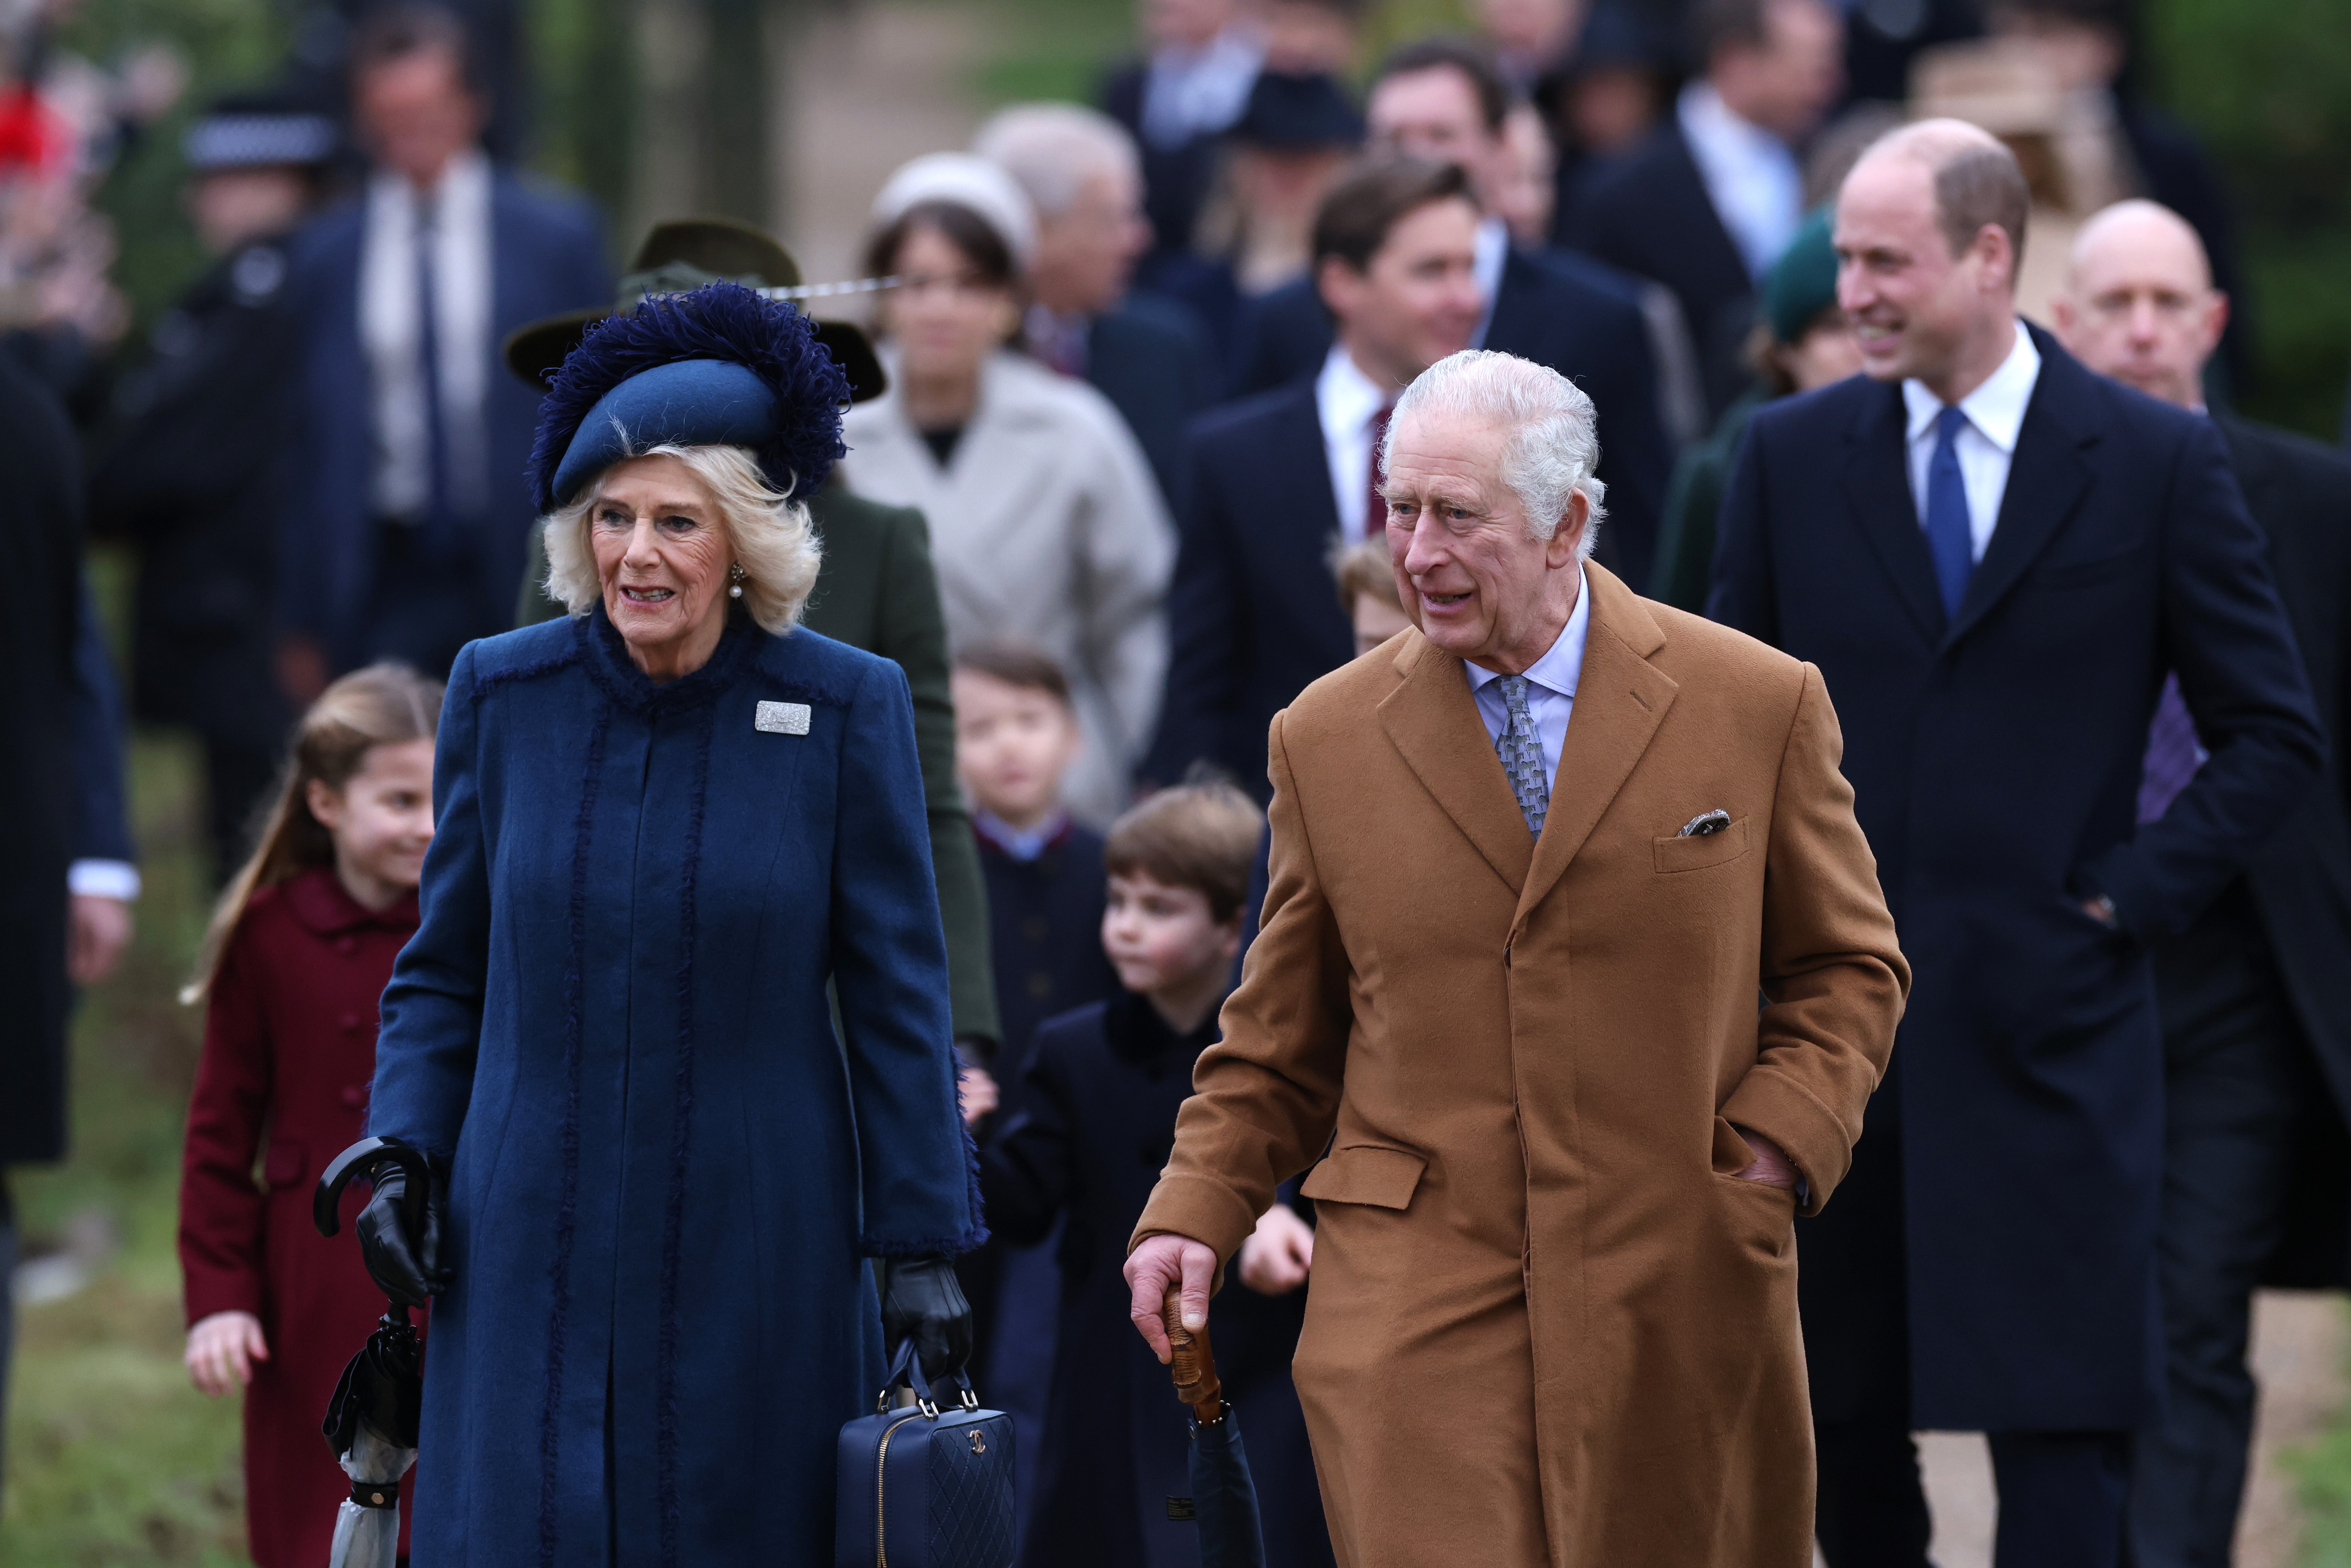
[{"left": 871, "top": 152, "right": 1039, "bottom": 272}]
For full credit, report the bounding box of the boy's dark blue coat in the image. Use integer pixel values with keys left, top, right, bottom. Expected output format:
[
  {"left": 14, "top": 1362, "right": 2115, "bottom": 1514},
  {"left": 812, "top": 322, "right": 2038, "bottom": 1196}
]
[
  {"left": 369, "top": 607, "right": 981, "bottom": 1567},
  {"left": 984, "top": 993, "right": 1331, "bottom": 1568}
]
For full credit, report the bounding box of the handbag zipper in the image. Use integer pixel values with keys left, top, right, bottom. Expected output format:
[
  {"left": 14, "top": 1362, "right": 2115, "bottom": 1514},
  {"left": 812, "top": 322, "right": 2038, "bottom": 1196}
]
[{"left": 874, "top": 1412, "right": 922, "bottom": 1567}]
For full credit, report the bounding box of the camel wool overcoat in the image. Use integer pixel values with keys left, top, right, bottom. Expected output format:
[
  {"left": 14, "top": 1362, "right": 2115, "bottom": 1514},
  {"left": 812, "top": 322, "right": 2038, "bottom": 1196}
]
[{"left": 1132, "top": 565, "right": 1909, "bottom": 1567}]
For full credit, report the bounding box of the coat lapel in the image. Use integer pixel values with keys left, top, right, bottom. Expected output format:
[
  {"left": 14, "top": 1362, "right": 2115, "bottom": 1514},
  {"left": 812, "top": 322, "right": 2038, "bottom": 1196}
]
[
  {"left": 1516, "top": 567, "right": 1677, "bottom": 928},
  {"left": 1378, "top": 634, "right": 1534, "bottom": 895},
  {"left": 1842, "top": 379, "right": 1948, "bottom": 648},
  {"left": 1946, "top": 332, "right": 2097, "bottom": 646}
]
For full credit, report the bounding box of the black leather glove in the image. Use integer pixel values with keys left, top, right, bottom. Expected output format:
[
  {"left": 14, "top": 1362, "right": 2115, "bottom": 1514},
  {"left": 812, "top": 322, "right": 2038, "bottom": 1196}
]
[
  {"left": 355, "top": 1154, "right": 450, "bottom": 1308},
  {"left": 878, "top": 1254, "right": 973, "bottom": 1384}
]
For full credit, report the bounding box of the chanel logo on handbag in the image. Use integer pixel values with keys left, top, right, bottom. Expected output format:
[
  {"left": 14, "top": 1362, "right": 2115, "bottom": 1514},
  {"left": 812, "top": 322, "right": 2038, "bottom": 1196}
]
[
  {"left": 967, "top": 1430, "right": 988, "bottom": 1455},
  {"left": 755, "top": 700, "right": 811, "bottom": 736}
]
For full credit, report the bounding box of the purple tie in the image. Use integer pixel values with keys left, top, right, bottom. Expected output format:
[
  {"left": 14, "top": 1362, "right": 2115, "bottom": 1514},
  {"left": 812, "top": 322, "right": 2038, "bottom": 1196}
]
[{"left": 2139, "top": 675, "right": 2203, "bottom": 825}]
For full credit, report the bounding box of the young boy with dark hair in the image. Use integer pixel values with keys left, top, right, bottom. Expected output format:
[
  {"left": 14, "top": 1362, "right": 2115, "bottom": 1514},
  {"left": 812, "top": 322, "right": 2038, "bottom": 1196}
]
[
  {"left": 954, "top": 641, "right": 1123, "bottom": 1088},
  {"left": 984, "top": 784, "right": 1334, "bottom": 1568}
]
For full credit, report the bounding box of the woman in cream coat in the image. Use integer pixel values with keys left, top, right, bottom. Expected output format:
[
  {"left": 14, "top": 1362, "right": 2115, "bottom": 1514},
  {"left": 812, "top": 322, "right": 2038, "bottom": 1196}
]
[{"left": 842, "top": 154, "right": 1172, "bottom": 825}]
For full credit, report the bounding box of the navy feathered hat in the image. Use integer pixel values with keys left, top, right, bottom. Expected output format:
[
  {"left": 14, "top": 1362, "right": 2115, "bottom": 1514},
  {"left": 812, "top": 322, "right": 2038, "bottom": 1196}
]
[{"left": 527, "top": 280, "right": 852, "bottom": 514}]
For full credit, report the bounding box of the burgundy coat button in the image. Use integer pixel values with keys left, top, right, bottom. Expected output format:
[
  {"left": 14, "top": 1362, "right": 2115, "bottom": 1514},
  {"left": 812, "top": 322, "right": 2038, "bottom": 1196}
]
[
  {"left": 341, "top": 1012, "right": 362, "bottom": 1033},
  {"left": 335, "top": 936, "right": 358, "bottom": 956},
  {"left": 341, "top": 1085, "right": 367, "bottom": 1109}
]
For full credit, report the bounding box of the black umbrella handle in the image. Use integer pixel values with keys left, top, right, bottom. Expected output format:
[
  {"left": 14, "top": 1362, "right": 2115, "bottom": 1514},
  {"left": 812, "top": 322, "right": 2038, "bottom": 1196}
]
[{"left": 314, "top": 1135, "right": 432, "bottom": 1240}]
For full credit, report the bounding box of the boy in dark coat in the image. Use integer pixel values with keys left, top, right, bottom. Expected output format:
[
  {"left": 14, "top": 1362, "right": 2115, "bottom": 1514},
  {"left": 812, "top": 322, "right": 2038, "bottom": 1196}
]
[
  {"left": 951, "top": 642, "right": 1121, "bottom": 1455},
  {"left": 983, "top": 783, "right": 1332, "bottom": 1568},
  {"left": 956, "top": 641, "right": 1122, "bottom": 1085}
]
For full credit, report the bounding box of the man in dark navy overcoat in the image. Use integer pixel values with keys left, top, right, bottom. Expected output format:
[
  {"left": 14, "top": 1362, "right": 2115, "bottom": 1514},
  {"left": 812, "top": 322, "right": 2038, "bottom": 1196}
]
[
  {"left": 275, "top": 5, "right": 607, "bottom": 691},
  {"left": 1709, "top": 122, "right": 2324, "bottom": 1568}
]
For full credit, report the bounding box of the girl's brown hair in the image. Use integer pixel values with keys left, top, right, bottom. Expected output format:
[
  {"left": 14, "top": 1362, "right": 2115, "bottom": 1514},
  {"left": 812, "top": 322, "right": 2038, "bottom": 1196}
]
[{"left": 182, "top": 663, "right": 444, "bottom": 1005}]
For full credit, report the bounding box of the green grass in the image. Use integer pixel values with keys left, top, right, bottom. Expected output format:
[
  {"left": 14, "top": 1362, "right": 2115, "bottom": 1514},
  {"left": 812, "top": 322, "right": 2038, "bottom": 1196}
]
[{"left": 2, "top": 556, "right": 251, "bottom": 1566}]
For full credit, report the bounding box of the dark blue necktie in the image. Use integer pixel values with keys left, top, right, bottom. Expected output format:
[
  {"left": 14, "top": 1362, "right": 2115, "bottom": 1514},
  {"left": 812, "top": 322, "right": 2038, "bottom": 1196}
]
[{"left": 1925, "top": 404, "right": 1974, "bottom": 616}]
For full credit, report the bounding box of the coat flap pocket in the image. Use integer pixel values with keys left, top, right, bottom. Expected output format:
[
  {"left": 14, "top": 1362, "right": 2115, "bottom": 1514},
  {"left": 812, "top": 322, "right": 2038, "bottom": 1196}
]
[
  {"left": 263, "top": 1139, "right": 308, "bottom": 1190},
  {"left": 1654, "top": 817, "right": 1751, "bottom": 873},
  {"left": 1299, "top": 1144, "right": 1427, "bottom": 1209}
]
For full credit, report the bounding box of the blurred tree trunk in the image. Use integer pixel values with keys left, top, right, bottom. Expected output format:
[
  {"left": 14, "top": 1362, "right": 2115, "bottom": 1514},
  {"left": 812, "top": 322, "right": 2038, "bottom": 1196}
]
[
  {"left": 698, "top": 0, "right": 771, "bottom": 225},
  {"left": 575, "top": 0, "right": 639, "bottom": 225}
]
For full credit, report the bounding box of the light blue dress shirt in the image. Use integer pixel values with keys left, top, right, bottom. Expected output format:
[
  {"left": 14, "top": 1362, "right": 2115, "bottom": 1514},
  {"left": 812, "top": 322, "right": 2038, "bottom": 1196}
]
[{"left": 1462, "top": 564, "right": 1591, "bottom": 791}]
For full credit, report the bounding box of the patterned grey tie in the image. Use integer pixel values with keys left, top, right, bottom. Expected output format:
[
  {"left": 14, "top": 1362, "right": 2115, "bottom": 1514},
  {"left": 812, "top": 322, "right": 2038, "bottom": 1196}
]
[{"left": 1494, "top": 674, "right": 1550, "bottom": 837}]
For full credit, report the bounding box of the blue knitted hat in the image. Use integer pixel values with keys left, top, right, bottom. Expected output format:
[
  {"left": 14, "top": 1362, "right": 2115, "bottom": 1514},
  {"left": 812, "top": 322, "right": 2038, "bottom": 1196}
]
[{"left": 527, "top": 280, "right": 852, "bottom": 513}]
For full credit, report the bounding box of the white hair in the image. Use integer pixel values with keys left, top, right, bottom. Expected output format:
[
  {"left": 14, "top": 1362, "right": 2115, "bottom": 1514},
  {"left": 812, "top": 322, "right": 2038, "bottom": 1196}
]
[
  {"left": 972, "top": 103, "right": 1140, "bottom": 218},
  {"left": 1382, "top": 350, "right": 1607, "bottom": 555},
  {"left": 542, "top": 441, "right": 824, "bottom": 635}
]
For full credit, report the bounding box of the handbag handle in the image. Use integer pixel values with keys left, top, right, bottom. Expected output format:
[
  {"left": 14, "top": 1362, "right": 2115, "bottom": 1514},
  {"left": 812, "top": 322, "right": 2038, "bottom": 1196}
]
[
  {"left": 875, "top": 1339, "right": 980, "bottom": 1417},
  {"left": 1161, "top": 1288, "right": 1224, "bottom": 1424}
]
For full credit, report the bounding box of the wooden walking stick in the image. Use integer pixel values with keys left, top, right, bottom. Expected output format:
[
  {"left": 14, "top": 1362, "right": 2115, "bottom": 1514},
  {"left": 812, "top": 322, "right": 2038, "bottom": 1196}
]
[{"left": 1163, "top": 1287, "right": 1225, "bottom": 1424}]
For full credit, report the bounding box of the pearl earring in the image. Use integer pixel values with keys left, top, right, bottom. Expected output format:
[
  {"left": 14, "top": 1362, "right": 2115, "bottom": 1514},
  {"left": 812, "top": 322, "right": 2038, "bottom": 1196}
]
[{"left": 728, "top": 564, "right": 746, "bottom": 599}]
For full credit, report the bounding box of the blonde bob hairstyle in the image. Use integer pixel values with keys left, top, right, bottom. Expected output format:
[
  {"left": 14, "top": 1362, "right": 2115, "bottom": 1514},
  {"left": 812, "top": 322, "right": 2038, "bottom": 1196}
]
[{"left": 541, "top": 440, "right": 824, "bottom": 635}]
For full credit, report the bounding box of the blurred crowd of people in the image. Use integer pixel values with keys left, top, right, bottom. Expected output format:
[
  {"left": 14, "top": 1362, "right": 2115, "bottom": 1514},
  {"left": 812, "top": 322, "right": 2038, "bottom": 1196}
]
[{"left": 4, "top": 0, "right": 2351, "bottom": 1561}]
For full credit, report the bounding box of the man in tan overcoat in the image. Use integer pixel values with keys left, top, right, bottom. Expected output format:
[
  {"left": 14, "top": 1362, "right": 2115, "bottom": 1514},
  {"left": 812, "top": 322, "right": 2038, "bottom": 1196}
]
[{"left": 1125, "top": 349, "right": 1910, "bottom": 1566}]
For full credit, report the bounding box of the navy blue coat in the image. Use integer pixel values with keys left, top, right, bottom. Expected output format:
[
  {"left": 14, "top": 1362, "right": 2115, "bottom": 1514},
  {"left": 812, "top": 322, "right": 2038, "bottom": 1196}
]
[
  {"left": 1141, "top": 379, "right": 1349, "bottom": 794},
  {"left": 1222, "top": 246, "right": 1672, "bottom": 589},
  {"left": 369, "top": 607, "right": 982, "bottom": 1566},
  {"left": 1086, "top": 291, "right": 1219, "bottom": 520},
  {"left": 1708, "top": 328, "right": 2325, "bottom": 1430},
  {"left": 1562, "top": 122, "right": 1754, "bottom": 424},
  {"left": 276, "top": 171, "right": 609, "bottom": 667},
  {"left": 983, "top": 993, "right": 1329, "bottom": 1568}
]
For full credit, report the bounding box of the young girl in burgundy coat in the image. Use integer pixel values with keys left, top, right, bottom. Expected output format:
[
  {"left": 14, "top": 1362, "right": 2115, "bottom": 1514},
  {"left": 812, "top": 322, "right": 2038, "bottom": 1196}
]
[{"left": 177, "top": 663, "right": 441, "bottom": 1568}]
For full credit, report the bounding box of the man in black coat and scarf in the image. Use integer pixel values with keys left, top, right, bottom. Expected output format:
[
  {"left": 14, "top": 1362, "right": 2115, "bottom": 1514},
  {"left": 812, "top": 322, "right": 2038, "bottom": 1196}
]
[
  {"left": 0, "top": 351, "right": 89, "bottom": 1512},
  {"left": 88, "top": 85, "right": 336, "bottom": 878},
  {"left": 2054, "top": 198, "right": 2351, "bottom": 1568}
]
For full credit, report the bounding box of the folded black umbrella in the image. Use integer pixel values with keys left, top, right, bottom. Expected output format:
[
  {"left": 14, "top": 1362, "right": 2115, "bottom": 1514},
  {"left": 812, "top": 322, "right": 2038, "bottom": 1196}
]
[
  {"left": 314, "top": 1138, "right": 432, "bottom": 1568},
  {"left": 1162, "top": 1289, "right": 1266, "bottom": 1568}
]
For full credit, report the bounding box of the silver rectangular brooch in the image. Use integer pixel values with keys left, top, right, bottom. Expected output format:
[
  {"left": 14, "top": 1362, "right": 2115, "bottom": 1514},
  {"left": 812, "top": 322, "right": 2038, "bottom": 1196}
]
[{"left": 755, "top": 700, "right": 811, "bottom": 736}]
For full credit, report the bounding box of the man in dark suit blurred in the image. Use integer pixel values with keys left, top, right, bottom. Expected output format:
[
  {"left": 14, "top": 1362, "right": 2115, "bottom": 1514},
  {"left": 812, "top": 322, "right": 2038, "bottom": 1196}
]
[
  {"left": 1565, "top": 0, "right": 1843, "bottom": 421},
  {"left": 276, "top": 3, "right": 607, "bottom": 695},
  {"left": 1142, "top": 158, "right": 1482, "bottom": 793},
  {"left": 1710, "top": 124, "right": 2322, "bottom": 1568},
  {"left": 975, "top": 101, "right": 1217, "bottom": 517},
  {"left": 2053, "top": 198, "right": 2351, "bottom": 1568},
  {"left": 1227, "top": 37, "right": 1672, "bottom": 586},
  {"left": 1099, "top": 0, "right": 1263, "bottom": 278},
  {"left": 0, "top": 352, "right": 87, "bottom": 1513}
]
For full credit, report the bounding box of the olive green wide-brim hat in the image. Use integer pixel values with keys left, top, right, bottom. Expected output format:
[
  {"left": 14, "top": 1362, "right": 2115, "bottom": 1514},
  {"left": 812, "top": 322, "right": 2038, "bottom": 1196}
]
[{"left": 502, "top": 216, "right": 887, "bottom": 402}]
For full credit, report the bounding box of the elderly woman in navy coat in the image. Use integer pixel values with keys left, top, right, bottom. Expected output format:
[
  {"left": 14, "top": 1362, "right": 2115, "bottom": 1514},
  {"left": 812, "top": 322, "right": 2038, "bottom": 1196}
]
[{"left": 343, "top": 283, "right": 984, "bottom": 1566}]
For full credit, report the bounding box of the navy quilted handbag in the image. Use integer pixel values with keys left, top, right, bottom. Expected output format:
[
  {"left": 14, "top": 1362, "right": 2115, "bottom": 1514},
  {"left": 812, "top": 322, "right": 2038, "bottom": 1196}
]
[{"left": 836, "top": 1342, "right": 1016, "bottom": 1568}]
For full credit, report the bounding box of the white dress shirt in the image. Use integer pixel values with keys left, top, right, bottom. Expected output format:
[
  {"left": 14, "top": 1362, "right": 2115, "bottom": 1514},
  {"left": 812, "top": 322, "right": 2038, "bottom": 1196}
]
[
  {"left": 1901, "top": 323, "right": 2043, "bottom": 564},
  {"left": 68, "top": 859, "right": 140, "bottom": 900},
  {"left": 1462, "top": 564, "right": 1591, "bottom": 791},
  {"left": 1675, "top": 81, "right": 1802, "bottom": 282},
  {"left": 1138, "top": 28, "right": 1263, "bottom": 150},
  {"left": 1470, "top": 215, "right": 1509, "bottom": 350},
  {"left": 1317, "top": 346, "right": 1394, "bottom": 539},
  {"left": 361, "top": 148, "right": 493, "bottom": 520}
]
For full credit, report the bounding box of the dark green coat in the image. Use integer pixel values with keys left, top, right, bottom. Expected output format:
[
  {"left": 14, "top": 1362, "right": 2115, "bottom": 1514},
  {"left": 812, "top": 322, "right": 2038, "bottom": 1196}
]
[{"left": 519, "top": 478, "right": 1000, "bottom": 1046}]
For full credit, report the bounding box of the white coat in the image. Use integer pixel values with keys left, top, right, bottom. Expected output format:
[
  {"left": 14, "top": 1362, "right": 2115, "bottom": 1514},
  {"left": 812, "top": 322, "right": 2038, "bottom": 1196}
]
[{"left": 840, "top": 348, "right": 1174, "bottom": 825}]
